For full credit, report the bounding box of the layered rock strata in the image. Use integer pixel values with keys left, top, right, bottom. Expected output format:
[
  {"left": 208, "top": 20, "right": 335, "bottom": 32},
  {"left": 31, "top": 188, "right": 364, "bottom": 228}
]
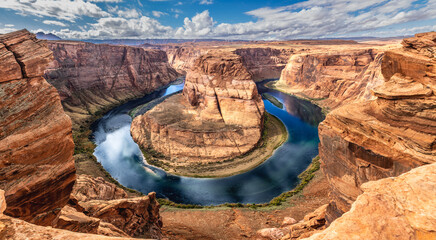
[
  {"left": 306, "top": 163, "right": 436, "bottom": 240},
  {"left": 131, "top": 51, "right": 264, "bottom": 163},
  {"left": 318, "top": 32, "right": 436, "bottom": 223},
  {"left": 63, "top": 175, "right": 162, "bottom": 238},
  {"left": 0, "top": 189, "right": 137, "bottom": 240},
  {"left": 277, "top": 49, "right": 385, "bottom": 109},
  {"left": 235, "top": 48, "right": 293, "bottom": 81},
  {"left": 166, "top": 46, "right": 292, "bottom": 81},
  {"left": 0, "top": 29, "right": 76, "bottom": 225},
  {"left": 44, "top": 41, "right": 180, "bottom": 125}
]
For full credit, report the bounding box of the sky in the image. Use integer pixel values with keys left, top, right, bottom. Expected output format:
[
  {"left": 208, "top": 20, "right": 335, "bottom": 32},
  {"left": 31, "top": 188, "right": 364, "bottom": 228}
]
[{"left": 0, "top": 0, "right": 435, "bottom": 40}]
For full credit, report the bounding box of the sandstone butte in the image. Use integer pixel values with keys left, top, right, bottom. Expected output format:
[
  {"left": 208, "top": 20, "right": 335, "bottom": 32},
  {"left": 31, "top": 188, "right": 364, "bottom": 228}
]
[
  {"left": 44, "top": 40, "right": 181, "bottom": 126},
  {"left": 318, "top": 32, "right": 436, "bottom": 223},
  {"left": 131, "top": 51, "right": 265, "bottom": 165},
  {"left": 0, "top": 30, "right": 162, "bottom": 239}
]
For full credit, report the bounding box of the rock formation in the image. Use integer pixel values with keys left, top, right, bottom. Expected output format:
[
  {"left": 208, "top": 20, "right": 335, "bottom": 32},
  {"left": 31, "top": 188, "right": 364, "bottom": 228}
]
[
  {"left": 63, "top": 174, "right": 162, "bottom": 238},
  {"left": 165, "top": 46, "right": 292, "bottom": 81},
  {"left": 0, "top": 29, "right": 76, "bottom": 225},
  {"left": 0, "top": 189, "right": 137, "bottom": 239},
  {"left": 305, "top": 163, "right": 436, "bottom": 240},
  {"left": 235, "top": 48, "right": 293, "bottom": 81},
  {"left": 318, "top": 32, "right": 436, "bottom": 223},
  {"left": 131, "top": 51, "right": 264, "bottom": 164},
  {"left": 277, "top": 49, "right": 386, "bottom": 109},
  {"left": 44, "top": 41, "right": 180, "bottom": 125}
]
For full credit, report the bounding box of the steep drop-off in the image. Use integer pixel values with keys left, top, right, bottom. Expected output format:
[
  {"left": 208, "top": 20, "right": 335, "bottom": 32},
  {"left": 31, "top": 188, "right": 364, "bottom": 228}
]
[
  {"left": 131, "top": 51, "right": 265, "bottom": 165},
  {"left": 165, "top": 46, "right": 292, "bottom": 81},
  {"left": 44, "top": 41, "right": 180, "bottom": 125},
  {"left": 318, "top": 32, "right": 436, "bottom": 223},
  {"left": 0, "top": 29, "right": 76, "bottom": 225},
  {"left": 276, "top": 49, "right": 385, "bottom": 109}
]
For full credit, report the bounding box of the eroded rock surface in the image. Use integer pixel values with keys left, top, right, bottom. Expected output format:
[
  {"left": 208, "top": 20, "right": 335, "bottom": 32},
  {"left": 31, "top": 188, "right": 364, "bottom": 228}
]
[
  {"left": 44, "top": 41, "right": 180, "bottom": 125},
  {"left": 0, "top": 29, "right": 76, "bottom": 225},
  {"left": 277, "top": 49, "right": 385, "bottom": 109},
  {"left": 131, "top": 51, "right": 264, "bottom": 163},
  {"left": 318, "top": 32, "right": 436, "bottom": 222},
  {"left": 305, "top": 163, "right": 436, "bottom": 240}
]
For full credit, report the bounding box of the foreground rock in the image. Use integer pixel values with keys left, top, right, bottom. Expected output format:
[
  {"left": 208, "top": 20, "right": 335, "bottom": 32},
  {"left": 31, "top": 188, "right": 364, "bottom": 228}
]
[
  {"left": 44, "top": 40, "right": 180, "bottom": 126},
  {"left": 131, "top": 51, "right": 265, "bottom": 165},
  {"left": 0, "top": 29, "right": 76, "bottom": 225},
  {"left": 64, "top": 174, "right": 162, "bottom": 238},
  {"left": 318, "top": 32, "right": 436, "bottom": 222},
  {"left": 0, "top": 189, "right": 136, "bottom": 240},
  {"left": 306, "top": 163, "right": 436, "bottom": 240}
]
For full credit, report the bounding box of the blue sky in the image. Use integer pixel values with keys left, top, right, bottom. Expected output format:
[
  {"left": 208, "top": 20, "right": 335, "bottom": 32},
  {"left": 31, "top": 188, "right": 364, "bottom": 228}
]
[{"left": 0, "top": 0, "right": 435, "bottom": 40}]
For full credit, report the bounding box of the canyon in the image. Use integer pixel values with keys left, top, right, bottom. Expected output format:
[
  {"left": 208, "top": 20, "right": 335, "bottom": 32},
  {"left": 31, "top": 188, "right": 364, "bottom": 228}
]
[
  {"left": 0, "top": 30, "right": 162, "bottom": 239},
  {"left": 130, "top": 51, "right": 267, "bottom": 175},
  {"left": 0, "top": 28, "right": 435, "bottom": 240},
  {"left": 44, "top": 40, "right": 180, "bottom": 126}
]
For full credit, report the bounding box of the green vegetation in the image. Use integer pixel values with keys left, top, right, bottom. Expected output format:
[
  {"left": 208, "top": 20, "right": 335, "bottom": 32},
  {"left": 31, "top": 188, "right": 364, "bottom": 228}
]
[
  {"left": 262, "top": 93, "right": 283, "bottom": 109},
  {"left": 158, "top": 155, "right": 321, "bottom": 209}
]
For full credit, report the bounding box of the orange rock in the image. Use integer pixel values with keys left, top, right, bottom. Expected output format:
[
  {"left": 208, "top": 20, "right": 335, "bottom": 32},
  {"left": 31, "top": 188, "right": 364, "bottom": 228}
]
[
  {"left": 0, "top": 29, "right": 75, "bottom": 225},
  {"left": 304, "top": 163, "right": 436, "bottom": 240},
  {"left": 318, "top": 32, "right": 436, "bottom": 222},
  {"left": 72, "top": 175, "right": 128, "bottom": 202}
]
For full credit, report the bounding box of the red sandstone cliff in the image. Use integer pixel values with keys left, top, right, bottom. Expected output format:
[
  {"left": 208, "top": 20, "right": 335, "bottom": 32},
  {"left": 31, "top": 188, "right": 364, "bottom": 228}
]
[
  {"left": 318, "top": 32, "right": 436, "bottom": 223},
  {"left": 45, "top": 41, "right": 180, "bottom": 125},
  {"left": 166, "top": 46, "right": 292, "bottom": 81},
  {"left": 277, "top": 49, "right": 385, "bottom": 109},
  {"left": 0, "top": 29, "right": 76, "bottom": 225}
]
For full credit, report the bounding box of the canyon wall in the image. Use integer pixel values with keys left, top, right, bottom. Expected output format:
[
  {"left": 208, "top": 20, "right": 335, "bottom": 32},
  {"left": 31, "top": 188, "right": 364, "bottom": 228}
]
[
  {"left": 0, "top": 29, "right": 76, "bottom": 225},
  {"left": 318, "top": 32, "right": 436, "bottom": 223},
  {"left": 277, "top": 49, "right": 385, "bottom": 109},
  {"left": 45, "top": 41, "right": 180, "bottom": 125},
  {"left": 131, "top": 51, "right": 265, "bottom": 163},
  {"left": 166, "top": 46, "right": 293, "bottom": 81},
  {"left": 235, "top": 48, "right": 293, "bottom": 81}
]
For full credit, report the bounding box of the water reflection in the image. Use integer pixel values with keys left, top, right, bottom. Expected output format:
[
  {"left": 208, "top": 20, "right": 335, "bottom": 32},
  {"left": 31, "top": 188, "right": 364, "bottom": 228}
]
[{"left": 92, "top": 79, "right": 324, "bottom": 205}]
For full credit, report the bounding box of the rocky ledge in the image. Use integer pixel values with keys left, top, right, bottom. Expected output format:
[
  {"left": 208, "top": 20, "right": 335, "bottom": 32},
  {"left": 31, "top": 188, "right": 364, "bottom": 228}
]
[
  {"left": 131, "top": 51, "right": 265, "bottom": 170},
  {"left": 318, "top": 32, "right": 436, "bottom": 223},
  {"left": 0, "top": 29, "right": 76, "bottom": 225}
]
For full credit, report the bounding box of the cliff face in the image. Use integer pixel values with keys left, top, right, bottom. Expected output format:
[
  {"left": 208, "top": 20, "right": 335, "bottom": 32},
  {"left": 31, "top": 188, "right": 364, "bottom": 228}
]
[
  {"left": 235, "top": 48, "right": 293, "bottom": 81},
  {"left": 45, "top": 41, "right": 180, "bottom": 125},
  {"left": 277, "top": 49, "right": 385, "bottom": 109},
  {"left": 131, "top": 51, "right": 264, "bottom": 163},
  {"left": 306, "top": 163, "right": 436, "bottom": 240},
  {"left": 165, "top": 46, "right": 208, "bottom": 74},
  {"left": 318, "top": 32, "right": 436, "bottom": 223},
  {"left": 166, "top": 46, "right": 293, "bottom": 81},
  {"left": 0, "top": 30, "right": 76, "bottom": 225}
]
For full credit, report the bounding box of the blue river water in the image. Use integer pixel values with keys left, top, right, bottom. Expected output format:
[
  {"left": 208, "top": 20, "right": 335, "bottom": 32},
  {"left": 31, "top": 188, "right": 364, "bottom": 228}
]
[{"left": 92, "top": 79, "right": 324, "bottom": 205}]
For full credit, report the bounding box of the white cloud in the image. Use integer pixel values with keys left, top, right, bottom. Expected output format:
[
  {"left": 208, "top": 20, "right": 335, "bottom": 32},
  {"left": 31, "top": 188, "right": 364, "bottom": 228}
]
[
  {"left": 88, "top": 0, "right": 123, "bottom": 2},
  {"left": 43, "top": 20, "right": 67, "bottom": 27},
  {"left": 176, "top": 10, "right": 215, "bottom": 37},
  {"left": 4, "top": 24, "right": 14, "bottom": 27},
  {"left": 52, "top": 16, "right": 172, "bottom": 39},
  {"left": 152, "top": 11, "right": 167, "bottom": 18},
  {"left": 199, "top": 0, "right": 213, "bottom": 5},
  {"left": 117, "top": 9, "right": 140, "bottom": 18},
  {"left": 0, "top": 0, "right": 110, "bottom": 22},
  {"left": 13, "top": 0, "right": 436, "bottom": 40},
  {"left": 0, "top": 27, "right": 17, "bottom": 34}
]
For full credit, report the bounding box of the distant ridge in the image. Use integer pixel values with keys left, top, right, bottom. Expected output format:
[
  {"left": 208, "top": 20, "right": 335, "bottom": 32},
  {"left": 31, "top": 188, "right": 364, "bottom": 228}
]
[{"left": 35, "top": 32, "right": 61, "bottom": 40}]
